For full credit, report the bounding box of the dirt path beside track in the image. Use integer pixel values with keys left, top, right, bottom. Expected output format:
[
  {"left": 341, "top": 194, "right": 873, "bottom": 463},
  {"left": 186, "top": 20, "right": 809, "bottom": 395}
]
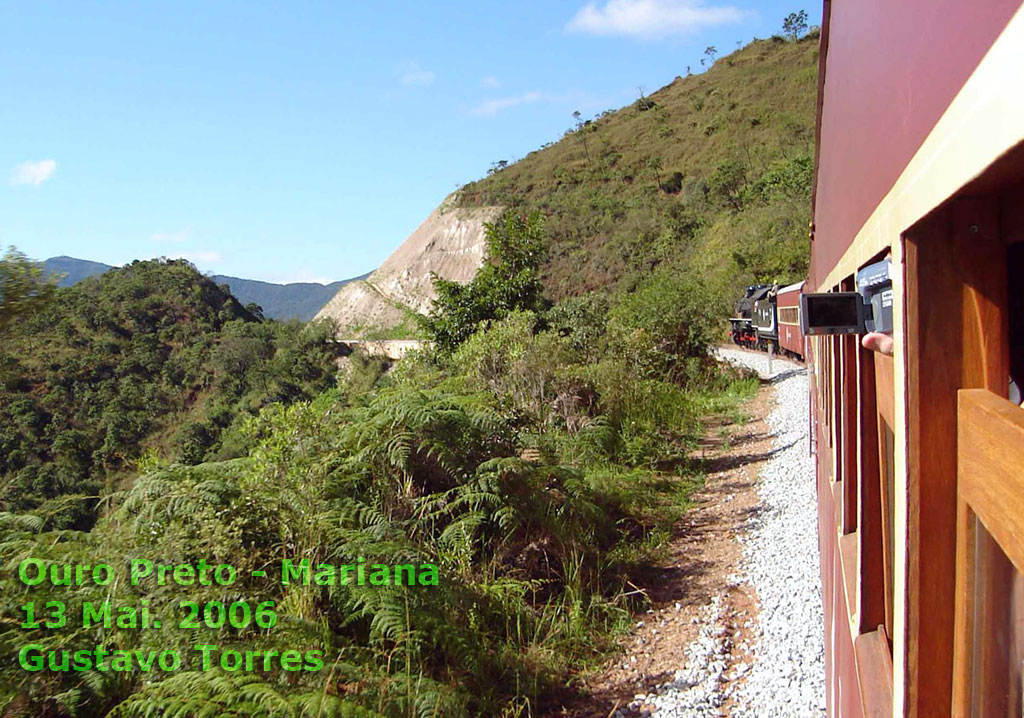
[
  {"left": 552, "top": 382, "right": 778, "bottom": 717},
  {"left": 551, "top": 348, "right": 826, "bottom": 718}
]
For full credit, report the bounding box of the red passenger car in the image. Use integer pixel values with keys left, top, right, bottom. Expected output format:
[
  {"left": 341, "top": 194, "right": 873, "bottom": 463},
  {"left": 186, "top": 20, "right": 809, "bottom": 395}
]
[
  {"left": 776, "top": 281, "right": 804, "bottom": 359},
  {"left": 809, "top": 1, "right": 1024, "bottom": 716}
]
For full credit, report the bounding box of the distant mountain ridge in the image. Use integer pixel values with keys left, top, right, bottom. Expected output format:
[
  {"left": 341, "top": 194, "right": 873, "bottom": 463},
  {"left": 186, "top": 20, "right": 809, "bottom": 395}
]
[
  {"left": 41, "top": 255, "right": 366, "bottom": 321},
  {"left": 205, "top": 273, "right": 368, "bottom": 321},
  {"left": 43, "top": 256, "right": 114, "bottom": 287}
]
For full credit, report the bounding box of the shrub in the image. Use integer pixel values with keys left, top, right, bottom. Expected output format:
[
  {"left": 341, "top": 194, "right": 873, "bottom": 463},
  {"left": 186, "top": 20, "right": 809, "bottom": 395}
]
[
  {"left": 175, "top": 420, "right": 216, "bottom": 464},
  {"left": 424, "top": 211, "right": 548, "bottom": 352},
  {"left": 608, "top": 271, "right": 717, "bottom": 386},
  {"left": 660, "top": 171, "right": 684, "bottom": 195},
  {"left": 451, "top": 311, "right": 594, "bottom": 433},
  {"left": 708, "top": 159, "right": 748, "bottom": 210},
  {"left": 544, "top": 293, "right": 610, "bottom": 361}
]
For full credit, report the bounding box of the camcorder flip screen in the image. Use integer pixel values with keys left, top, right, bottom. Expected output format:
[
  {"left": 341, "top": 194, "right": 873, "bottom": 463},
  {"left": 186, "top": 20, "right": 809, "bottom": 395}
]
[{"left": 800, "top": 292, "right": 865, "bottom": 335}]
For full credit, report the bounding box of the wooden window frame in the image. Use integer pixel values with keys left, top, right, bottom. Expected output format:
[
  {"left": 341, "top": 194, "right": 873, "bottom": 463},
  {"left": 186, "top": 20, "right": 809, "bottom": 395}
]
[
  {"left": 953, "top": 390, "right": 1024, "bottom": 717},
  {"left": 875, "top": 353, "right": 896, "bottom": 640},
  {"left": 905, "top": 196, "right": 1006, "bottom": 718},
  {"left": 840, "top": 276, "right": 858, "bottom": 533}
]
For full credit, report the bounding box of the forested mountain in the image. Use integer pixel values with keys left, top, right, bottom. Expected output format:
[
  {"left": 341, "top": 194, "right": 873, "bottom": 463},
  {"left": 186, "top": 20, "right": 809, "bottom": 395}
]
[
  {"left": 0, "top": 258, "right": 341, "bottom": 528},
  {"left": 40, "top": 256, "right": 365, "bottom": 321}
]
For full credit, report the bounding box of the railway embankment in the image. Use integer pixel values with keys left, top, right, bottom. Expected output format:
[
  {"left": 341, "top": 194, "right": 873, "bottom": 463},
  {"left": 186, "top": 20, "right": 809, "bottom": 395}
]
[
  {"left": 717, "top": 348, "right": 825, "bottom": 717},
  {"left": 571, "top": 349, "right": 826, "bottom": 717}
]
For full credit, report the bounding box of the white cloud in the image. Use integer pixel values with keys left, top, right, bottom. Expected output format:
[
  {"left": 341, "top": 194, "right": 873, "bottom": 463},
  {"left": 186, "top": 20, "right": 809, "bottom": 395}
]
[
  {"left": 400, "top": 63, "right": 436, "bottom": 87},
  {"left": 480, "top": 75, "right": 501, "bottom": 89},
  {"left": 168, "top": 250, "right": 222, "bottom": 264},
  {"left": 150, "top": 229, "right": 190, "bottom": 243},
  {"left": 471, "top": 91, "right": 545, "bottom": 117},
  {"left": 9, "top": 159, "right": 57, "bottom": 186},
  {"left": 566, "top": 0, "right": 745, "bottom": 39}
]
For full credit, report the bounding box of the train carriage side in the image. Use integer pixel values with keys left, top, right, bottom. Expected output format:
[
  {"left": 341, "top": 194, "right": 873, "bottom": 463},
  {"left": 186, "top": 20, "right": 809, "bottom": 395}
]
[
  {"left": 777, "top": 281, "right": 805, "bottom": 359},
  {"left": 810, "top": 1, "right": 1024, "bottom": 717}
]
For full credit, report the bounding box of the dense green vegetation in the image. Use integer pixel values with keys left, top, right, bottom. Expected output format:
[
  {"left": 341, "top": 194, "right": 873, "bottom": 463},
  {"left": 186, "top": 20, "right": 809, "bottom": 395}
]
[
  {"left": 457, "top": 34, "right": 817, "bottom": 308},
  {"left": 0, "top": 258, "right": 342, "bottom": 529},
  {"left": 0, "top": 30, "right": 815, "bottom": 717},
  {"left": 1, "top": 217, "right": 755, "bottom": 717}
]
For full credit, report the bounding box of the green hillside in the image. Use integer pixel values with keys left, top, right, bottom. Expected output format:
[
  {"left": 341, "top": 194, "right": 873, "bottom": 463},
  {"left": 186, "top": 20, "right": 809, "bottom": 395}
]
[
  {"left": 0, "top": 258, "right": 341, "bottom": 528},
  {"left": 458, "top": 34, "right": 818, "bottom": 304}
]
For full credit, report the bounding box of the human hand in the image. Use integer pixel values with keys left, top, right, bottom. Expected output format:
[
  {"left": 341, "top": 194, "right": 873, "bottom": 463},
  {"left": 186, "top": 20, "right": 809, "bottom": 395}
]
[{"left": 861, "top": 332, "right": 894, "bottom": 356}]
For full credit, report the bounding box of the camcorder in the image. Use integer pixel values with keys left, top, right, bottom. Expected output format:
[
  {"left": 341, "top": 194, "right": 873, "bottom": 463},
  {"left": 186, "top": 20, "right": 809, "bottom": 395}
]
[{"left": 800, "top": 258, "right": 893, "bottom": 336}]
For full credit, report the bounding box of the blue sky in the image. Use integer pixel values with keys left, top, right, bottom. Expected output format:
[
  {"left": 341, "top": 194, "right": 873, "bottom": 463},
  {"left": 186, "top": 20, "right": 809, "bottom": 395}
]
[{"left": 2, "top": 1, "right": 820, "bottom": 283}]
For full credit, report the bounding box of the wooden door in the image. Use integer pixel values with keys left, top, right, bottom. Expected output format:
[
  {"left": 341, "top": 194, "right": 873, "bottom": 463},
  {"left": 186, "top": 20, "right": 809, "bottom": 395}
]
[{"left": 953, "top": 389, "right": 1024, "bottom": 717}]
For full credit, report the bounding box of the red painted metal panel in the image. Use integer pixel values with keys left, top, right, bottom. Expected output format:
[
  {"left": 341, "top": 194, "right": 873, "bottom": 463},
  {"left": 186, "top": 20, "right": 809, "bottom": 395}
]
[
  {"left": 777, "top": 285, "right": 805, "bottom": 356},
  {"left": 817, "top": 401, "right": 864, "bottom": 717},
  {"left": 817, "top": 420, "right": 835, "bottom": 715},
  {"left": 777, "top": 290, "right": 800, "bottom": 308},
  {"left": 780, "top": 324, "right": 804, "bottom": 357},
  {"left": 811, "top": 0, "right": 1020, "bottom": 287}
]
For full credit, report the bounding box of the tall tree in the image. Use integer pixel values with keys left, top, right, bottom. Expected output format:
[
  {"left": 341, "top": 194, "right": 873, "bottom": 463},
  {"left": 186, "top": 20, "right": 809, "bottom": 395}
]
[
  {"left": 0, "top": 246, "right": 56, "bottom": 332},
  {"left": 783, "top": 10, "right": 809, "bottom": 40},
  {"left": 572, "top": 110, "right": 592, "bottom": 164},
  {"left": 646, "top": 156, "right": 663, "bottom": 187}
]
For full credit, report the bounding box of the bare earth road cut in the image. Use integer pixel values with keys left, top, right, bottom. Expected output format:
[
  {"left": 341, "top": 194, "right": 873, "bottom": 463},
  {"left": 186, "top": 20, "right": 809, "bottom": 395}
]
[{"left": 553, "top": 349, "right": 825, "bottom": 717}]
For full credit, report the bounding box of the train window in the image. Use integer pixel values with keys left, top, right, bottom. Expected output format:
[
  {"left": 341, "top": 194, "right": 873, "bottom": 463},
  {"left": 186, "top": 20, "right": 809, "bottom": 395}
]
[
  {"left": 829, "top": 337, "right": 836, "bottom": 450},
  {"left": 957, "top": 240, "right": 1024, "bottom": 716},
  {"left": 907, "top": 197, "right": 1011, "bottom": 717},
  {"left": 830, "top": 286, "right": 842, "bottom": 465},
  {"left": 827, "top": 336, "right": 835, "bottom": 451},
  {"left": 825, "top": 336, "right": 834, "bottom": 449},
  {"left": 779, "top": 306, "right": 799, "bottom": 325},
  {"left": 818, "top": 339, "right": 826, "bottom": 416}
]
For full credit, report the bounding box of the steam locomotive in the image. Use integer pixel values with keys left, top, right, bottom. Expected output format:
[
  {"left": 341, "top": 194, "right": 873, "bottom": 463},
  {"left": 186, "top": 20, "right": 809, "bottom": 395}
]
[{"left": 728, "top": 281, "right": 805, "bottom": 360}]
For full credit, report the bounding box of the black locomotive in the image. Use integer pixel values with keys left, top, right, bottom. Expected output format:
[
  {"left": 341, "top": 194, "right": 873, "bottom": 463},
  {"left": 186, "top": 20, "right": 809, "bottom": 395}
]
[
  {"left": 729, "top": 284, "right": 773, "bottom": 350},
  {"left": 728, "top": 281, "right": 805, "bottom": 359}
]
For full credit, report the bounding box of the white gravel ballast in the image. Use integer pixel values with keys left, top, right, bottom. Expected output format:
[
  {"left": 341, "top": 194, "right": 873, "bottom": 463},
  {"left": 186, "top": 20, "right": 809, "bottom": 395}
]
[{"left": 629, "top": 348, "right": 827, "bottom": 717}]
